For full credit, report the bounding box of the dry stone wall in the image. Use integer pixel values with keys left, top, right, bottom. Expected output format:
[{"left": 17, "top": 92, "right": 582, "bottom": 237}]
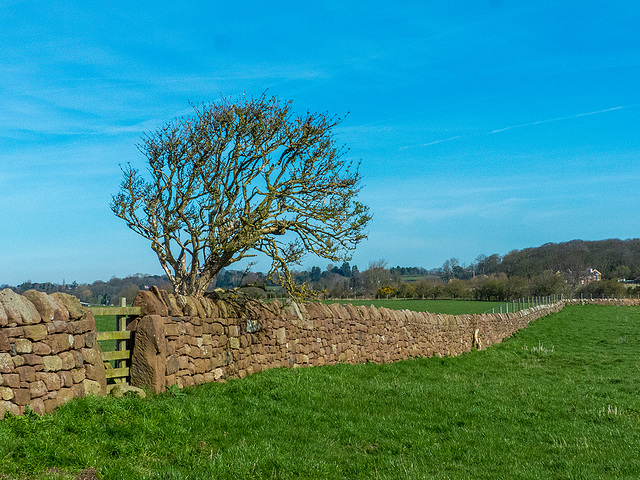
[
  {"left": 0, "top": 290, "right": 106, "bottom": 418},
  {"left": 131, "top": 289, "right": 564, "bottom": 393}
]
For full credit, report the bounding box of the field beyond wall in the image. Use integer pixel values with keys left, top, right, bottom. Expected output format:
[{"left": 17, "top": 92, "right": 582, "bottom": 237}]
[{"left": 1, "top": 304, "right": 639, "bottom": 479}]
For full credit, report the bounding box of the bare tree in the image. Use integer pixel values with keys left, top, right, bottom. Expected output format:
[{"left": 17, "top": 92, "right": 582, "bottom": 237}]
[{"left": 111, "top": 94, "right": 371, "bottom": 298}]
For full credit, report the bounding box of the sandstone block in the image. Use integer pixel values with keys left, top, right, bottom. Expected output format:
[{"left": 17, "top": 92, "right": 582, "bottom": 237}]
[
  {"left": 16, "top": 365, "right": 35, "bottom": 382},
  {"left": 47, "top": 334, "right": 74, "bottom": 354},
  {"left": 0, "top": 289, "right": 40, "bottom": 325},
  {"left": 1, "top": 373, "right": 19, "bottom": 387},
  {"left": 80, "top": 347, "right": 101, "bottom": 365},
  {"left": 133, "top": 288, "right": 169, "bottom": 317},
  {"left": 0, "top": 386, "right": 14, "bottom": 401},
  {"left": 32, "top": 342, "right": 52, "bottom": 355},
  {"left": 71, "top": 368, "right": 86, "bottom": 384},
  {"left": 130, "top": 315, "right": 167, "bottom": 394},
  {"left": 36, "top": 372, "right": 61, "bottom": 391},
  {"left": 59, "top": 351, "right": 76, "bottom": 370},
  {"left": 275, "top": 327, "right": 286, "bottom": 345},
  {"left": 14, "top": 338, "right": 32, "bottom": 354},
  {"left": 21, "top": 354, "right": 43, "bottom": 366},
  {"left": 50, "top": 292, "right": 85, "bottom": 320},
  {"left": 82, "top": 379, "right": 102, "bottom": 396},
  {"left": 0, "top": 400, "right": 20, "bottom": 419},
  {"left": 109, "top": 383, "right": 146, "bottom": 398},
  {"left": 229, "top": 337, "right": 240, "bottom": 349},
  {"left": 29, "top": 380, "right": 47, "bottom": 398},
  {"left": 43, "top": 355, "right": 63, "bottom": 372},
  {"left": 13, "top": 388, "right": 31, "bottom": 405},
  {"left": 22, "top": 290, "right": 63, "bottom": 323}
]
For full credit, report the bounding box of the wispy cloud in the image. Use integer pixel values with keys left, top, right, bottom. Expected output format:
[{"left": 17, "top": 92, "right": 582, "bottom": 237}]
[
  {"left": 399, "top": 136, "right": 461, "bottom": 150},
  {"left": 490, "top": 106, "right": 626, "bottom": 134}
]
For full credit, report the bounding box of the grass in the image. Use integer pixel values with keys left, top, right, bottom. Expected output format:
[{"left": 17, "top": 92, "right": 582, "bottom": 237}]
[
  {"left": 323, "top": 298, "right": 507, "bottom": 315},
  {"left": 1, "top": 304, "right": 639, "bottom": 479}
]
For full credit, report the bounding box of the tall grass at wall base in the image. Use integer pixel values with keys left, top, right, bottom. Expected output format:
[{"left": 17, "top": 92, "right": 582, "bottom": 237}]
[{"left": 1, "top": 304, "right": 639, "bottom": 479}]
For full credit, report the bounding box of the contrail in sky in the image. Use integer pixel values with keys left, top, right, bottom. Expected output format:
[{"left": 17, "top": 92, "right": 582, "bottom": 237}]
[{"left": 490, "top": 106, "right": 625, "bottom": 134}]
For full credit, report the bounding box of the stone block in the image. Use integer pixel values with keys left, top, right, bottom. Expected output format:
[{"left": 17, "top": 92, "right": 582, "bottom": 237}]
[
  {"left": 22, "top": 290, "right": 64, "bottom": 323},
  {"left": 50, "top": 292, "right": 85, "bottom": 320},
  {"left": 47, "top": 334, "right": 74, "bottom": 354},
  {"left": 133, "top": 288, "right": 169, "bottom": 317},
  {"left": 130, "top": 315, "right": 167, "bottom": 394},
  {"left": 32, "top": 342, "right": 52, "bottom": 355},
  {"left": 36, "top": 372, "right": 61, "bottom": 391},
  {"left": 1, "top": 373, "right": 19, "bottom": 388},
  {"left": 275, "top": 327, "right": 286, "bottom": 345},
  {"left": 14, "top": 338, "right": 33, "bottom": 354},
  {"left": 229, "top": 337, "right": 240, "bottom": 349},
  {"left": 0, "top": 289, "right": 41, "bottom": 325},
  {"left": 83, "top": 379, "right": 102, "bottom": 396},
  {"left": 29, "top": 380, "right": 47, "bottom": 398},
  {"left": 43, "top": 355, "right": 63, "bottom": 372},
  {"left": 12, "top": 388, "right": 31, "bottom": 406},
  {"left": 71, "top": 368, "right": 86, "bottom": 384},
  {"left": 16, "top": 366, "right": 35, "bottom": 383},
  {"left": 59, "top": 351, "right": 76, "bottom": 370},
  {"left": 0, "top": 386, "right": 14, "bottom": 401},
  {"left": 80, "top": 347, "right": 101, "bottom": 365},
  {"left": 21, "top": 354, "right": 43, "bottom": 366}
]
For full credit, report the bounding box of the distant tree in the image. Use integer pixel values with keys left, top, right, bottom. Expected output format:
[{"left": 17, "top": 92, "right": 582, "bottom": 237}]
[{"left": 112, "top": 94, "right": 371, "bottom": 298}]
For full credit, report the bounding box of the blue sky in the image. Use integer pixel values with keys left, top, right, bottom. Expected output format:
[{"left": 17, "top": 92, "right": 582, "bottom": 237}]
[{"left": 1, "top": 1, "right": 639, "bottom": 285}]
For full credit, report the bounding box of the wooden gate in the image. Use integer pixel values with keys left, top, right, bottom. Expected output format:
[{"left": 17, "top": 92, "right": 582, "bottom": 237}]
[{"left": 89, "top": 305, "right": 141, "bottom": 391}]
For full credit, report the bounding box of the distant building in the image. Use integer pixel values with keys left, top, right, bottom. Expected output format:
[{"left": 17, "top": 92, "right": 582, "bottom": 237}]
[{"left": 580, "top": 268, "right": 602, "bottom": 285}]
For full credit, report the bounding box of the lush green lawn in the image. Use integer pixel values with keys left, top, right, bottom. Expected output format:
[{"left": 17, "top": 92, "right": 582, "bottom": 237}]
[
  {"left": 324, "top": 298, "right": 508, "bottom": 315},
  {"left": 1, "top": 305, "right": 639, "bottom": 479}
]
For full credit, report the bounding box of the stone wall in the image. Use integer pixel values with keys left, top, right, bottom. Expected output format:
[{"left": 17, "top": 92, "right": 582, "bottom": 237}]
[
  {"left": 0, "top": 290, "right": 106, "bottom": 418},
  {"left": 130, "top": 289, "right": 564, "bottom": 393}
]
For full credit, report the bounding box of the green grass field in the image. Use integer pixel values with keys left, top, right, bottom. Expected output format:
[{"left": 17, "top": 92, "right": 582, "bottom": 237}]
[
  {"left": 324, "top": 298, "right": 508, "bottom": 315},
  {"left": 1, "top": 304, "right": 639, "bottom": 479}
]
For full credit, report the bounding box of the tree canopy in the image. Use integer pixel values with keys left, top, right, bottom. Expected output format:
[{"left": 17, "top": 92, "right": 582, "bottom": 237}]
[{"left": 111, "top": 94, "right": 371, "bottom": 298}]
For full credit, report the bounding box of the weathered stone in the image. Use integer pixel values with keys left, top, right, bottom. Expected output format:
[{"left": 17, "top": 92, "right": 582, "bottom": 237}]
[
  {"left": 0, "top": 386, "right": 14, "bottom": 401},
  {"left": 109, "top": 383, "right": 146, "bottom": 398},
  {"left": 275, "top": 327, "right": 287, "bottom": 345},
  {"left": 43, "top": 355, "right": 63, "bottom": 372},
  {"left": 13, "top": 388, "right": 31, "bottom": 405},
  {"left": 29, "top": 380, "right": 47, "bottom": 398},
  {"left": 71, "top": 368, "right": 86, "bottom": 384},
  {"left": 160, "top": 290, "right": 183, "bottom": 316},
  {"left": 183, "top": 297, "right": 200, "bottom": 316},
  {"left": 0, "top": 353, "right": 13, "bottom": 373},
  {"left": 0, "top": 289, "right": 40, "bottom": 325},
  {"left": 14, "top": 338, "right": 33, "bottom": 354},
  {"left": 47, "top": 333, "right": 74, "bottom": 354},
  {"left": 21, "top": 354, "right": 43, "bottom": 366},
  {"left": 166, "top": 355, "right": 179, "bottom": 376},
  {"left": 12, "top": 355, "right": 24, "bottom": 367},
  {"left": 59, "top": 351, "right": 76, "bottom": 370},
  {"left": 0, "top": 400, "right": 20, "bottom": 418},
  {"left": 22, "top": 290, "right": 63, "bottom": 323},
  {"left": 82, "top": 379, "right": 102, "bottom": 396},
  {"left": 132, "top": 287, "right": 168, "bottom": 317},
  {"left": 32, "top": 341, "right": 52, "bottom": 355},
  {"left": 28, "top": 397, "right": 45, "bottom": 416},
  {"left": 130, "top": 315, "right": 167, "bottom": 393},
  {"left": 50, "top": 292, "right": 85, "bottom": 320},
  {"left": 229, "top": 337, "right": 240, "bottom": 349},
  {"left": 36, "top": 372, "right": 62, "bottom": 391},
  {"left": 0, "top": 304, "right": 7, "bottom": 327},
  {"left": 80, "top": 347, "right": 101, "bottom": 365},
  {"left": 0, "top": 332, "right": 9, "bottom": 351},
  {"left": 22, "top": 323, "right": 49, "bottom": 342}
]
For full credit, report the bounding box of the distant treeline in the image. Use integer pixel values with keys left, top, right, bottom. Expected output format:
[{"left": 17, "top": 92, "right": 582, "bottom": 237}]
[{"left": 3, "top": 239, "right": 639, "bottom": 303}]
